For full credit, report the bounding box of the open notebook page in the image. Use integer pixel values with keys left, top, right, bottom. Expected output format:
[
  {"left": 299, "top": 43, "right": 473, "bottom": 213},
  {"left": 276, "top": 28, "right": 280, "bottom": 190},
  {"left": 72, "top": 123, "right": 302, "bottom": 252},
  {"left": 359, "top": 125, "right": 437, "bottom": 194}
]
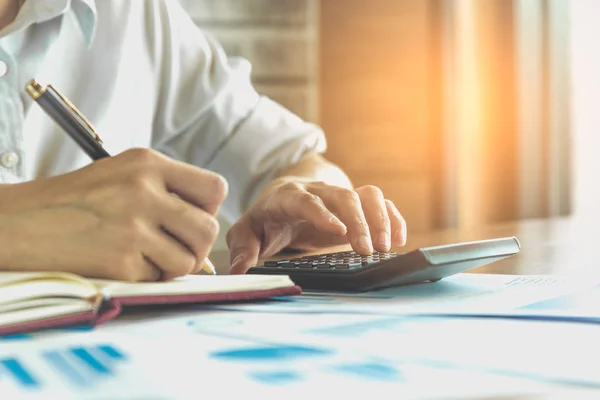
[
  {"left": 0, "top": 272, "right": 100, "bottom": 328},
  {"left": 95, "top": 274, "right": 296, "bottom": 298},
  {"left": 0, "top": 272, "right": 98, "bottom": 307}
]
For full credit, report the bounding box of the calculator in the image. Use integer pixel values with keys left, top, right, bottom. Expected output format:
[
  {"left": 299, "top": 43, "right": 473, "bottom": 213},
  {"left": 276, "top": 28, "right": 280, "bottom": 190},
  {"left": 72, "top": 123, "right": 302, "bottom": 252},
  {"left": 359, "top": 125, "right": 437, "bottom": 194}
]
[{"left": 247, "top": 237, "right": 521, "bottom": 292}]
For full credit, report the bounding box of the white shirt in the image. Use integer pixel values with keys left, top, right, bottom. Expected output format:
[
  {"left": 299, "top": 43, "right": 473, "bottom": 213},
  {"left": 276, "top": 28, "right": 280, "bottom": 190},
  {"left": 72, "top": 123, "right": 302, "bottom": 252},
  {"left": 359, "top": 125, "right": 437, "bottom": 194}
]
[{"left": 0, "top": 0, "right": 326, "bottom": 223}]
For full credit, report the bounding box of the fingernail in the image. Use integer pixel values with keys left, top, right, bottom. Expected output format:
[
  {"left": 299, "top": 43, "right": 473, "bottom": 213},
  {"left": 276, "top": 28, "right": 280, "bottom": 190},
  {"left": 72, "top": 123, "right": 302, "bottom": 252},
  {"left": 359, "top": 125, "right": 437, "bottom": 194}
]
[
  {"left": 231, "top": 254, "right": 244, "bottom": 267},
  {"left": 230, "top": 257, "right": 245, "bottom": 274},
  {"left": 358, "top": 235, "right": 373, "bottom": 253},
  {"left": 394, "top": 228, "right": 406, "bottom": 246},
  {"left": 378, "top": 231, "right": 391, "bottom": 251},
  {"left": 329, "top": 215, "right": 346, "bottom": 229},
  {"left": 392, "top": 229, "right": 400, "bottom": 245}
]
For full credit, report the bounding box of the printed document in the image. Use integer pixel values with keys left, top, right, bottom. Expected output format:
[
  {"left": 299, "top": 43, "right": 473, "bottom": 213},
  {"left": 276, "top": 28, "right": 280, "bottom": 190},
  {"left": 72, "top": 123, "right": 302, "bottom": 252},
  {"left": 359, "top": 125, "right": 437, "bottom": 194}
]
[{"left": 206, "top": 273, "right": 599, "bottom": 319}]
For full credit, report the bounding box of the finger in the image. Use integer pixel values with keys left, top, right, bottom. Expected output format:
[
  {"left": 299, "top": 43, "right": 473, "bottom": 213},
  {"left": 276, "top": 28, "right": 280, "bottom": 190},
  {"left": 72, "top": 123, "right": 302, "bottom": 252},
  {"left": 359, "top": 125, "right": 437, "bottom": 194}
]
[
  {"left": 102, "top": 254, "right": 162, "bottom": 282},
  {"left": 158, "top": 195, "right": 220, "bottom": 274},
  {"left": 163, "top": 164, "right": 228, "bottom": 216},
  {"left": 355, "top": 185, "right": 391, "bottom": 252},
  {"left": 227, "top": 218, "right": 262, "bottom": 274},
  {"left": 140, "top": 257, "right": 165, "bottom": 282},
  {"left": 121, "top": 149, "right": 229, "bottom": 215},
  {"left": 142, "top": 228, "right": 197, "bottom": 281},
  {"left": 273, "top": 187, "right": 347, "bottom": 236},
  {"left": 385, "top": 199, "right": 407, "bottom": 246},
  {"left": 311, "top": 187, "right": 373, "bottom": 255}
]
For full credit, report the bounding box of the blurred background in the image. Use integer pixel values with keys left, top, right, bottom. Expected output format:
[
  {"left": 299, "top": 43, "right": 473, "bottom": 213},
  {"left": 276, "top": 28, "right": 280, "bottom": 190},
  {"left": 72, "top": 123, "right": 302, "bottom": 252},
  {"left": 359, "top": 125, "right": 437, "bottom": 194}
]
[{"left": 176, "top": 0, "right": 600, "bottom": 250}]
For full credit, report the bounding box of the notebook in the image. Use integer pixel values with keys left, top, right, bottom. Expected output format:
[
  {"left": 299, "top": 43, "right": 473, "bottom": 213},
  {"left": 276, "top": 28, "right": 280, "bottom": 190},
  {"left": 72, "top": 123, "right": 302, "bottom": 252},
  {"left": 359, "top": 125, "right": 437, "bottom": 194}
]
[{"left": 0, "top": 272, "right": 301, "bottom": 336}]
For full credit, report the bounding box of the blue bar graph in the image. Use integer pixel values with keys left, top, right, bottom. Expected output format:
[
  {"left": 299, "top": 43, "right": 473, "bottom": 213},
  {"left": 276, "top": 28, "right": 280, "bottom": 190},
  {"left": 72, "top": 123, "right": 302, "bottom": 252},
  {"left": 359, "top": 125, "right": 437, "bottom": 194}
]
[
  {"left": 71, "top": 347, "right": 112, "bottom": 375},
  {"left": 43, "top": 351, "right": 90, "bottom": 388},
  {"left": 0, "top": 357, "right": 40, "bottom": 389},
  {"left": 98, "top": 344, "right": 126, "bottom": 361},
  {"left": 0, "top": 344, "right": 128, "bottom": 391},
  {"left": 41, "top": 344, "right": 127, "bottom": 388}
]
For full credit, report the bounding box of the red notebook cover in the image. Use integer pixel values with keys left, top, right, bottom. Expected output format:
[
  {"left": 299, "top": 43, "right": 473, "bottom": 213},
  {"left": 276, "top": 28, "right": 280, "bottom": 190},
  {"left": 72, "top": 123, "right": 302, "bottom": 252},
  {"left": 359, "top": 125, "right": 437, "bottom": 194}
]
[{"left": 0, "top": 285, "right": 301, "bottom": 337}]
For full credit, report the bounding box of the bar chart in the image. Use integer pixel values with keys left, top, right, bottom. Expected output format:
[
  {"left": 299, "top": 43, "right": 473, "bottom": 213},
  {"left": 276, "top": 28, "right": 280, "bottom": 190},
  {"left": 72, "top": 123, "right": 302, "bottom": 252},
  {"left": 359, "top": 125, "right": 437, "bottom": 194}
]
[{"left": 0, "top": 343, "right": 128, "bottom": 392}]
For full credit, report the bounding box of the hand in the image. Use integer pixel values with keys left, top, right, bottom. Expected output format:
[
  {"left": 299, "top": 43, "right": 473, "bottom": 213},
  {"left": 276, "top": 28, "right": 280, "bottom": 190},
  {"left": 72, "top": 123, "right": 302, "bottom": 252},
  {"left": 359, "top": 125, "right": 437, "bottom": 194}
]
[
  {"left": 0, "top": 149, "right": 227, "bottom": 281},
  {"left": 227, "top": 179, "right": 406, "bottom": 274}
]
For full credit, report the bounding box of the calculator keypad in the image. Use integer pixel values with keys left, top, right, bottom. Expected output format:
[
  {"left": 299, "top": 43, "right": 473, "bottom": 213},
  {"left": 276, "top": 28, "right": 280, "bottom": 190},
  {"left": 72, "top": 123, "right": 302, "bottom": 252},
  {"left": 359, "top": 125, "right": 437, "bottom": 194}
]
[{"left": 261, "top": 250, "right": 399, "bottom": 270}]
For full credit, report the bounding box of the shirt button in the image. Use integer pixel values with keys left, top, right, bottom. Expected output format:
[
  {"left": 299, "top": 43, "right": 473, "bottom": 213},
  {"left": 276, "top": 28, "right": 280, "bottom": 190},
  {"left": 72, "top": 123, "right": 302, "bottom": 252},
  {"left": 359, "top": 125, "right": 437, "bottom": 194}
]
[
  {"left": 0, "top": 152, "right": 19, "bottom": 168},
  {"left": 0, "top": 61, "right": 7, "bottom": 77}
]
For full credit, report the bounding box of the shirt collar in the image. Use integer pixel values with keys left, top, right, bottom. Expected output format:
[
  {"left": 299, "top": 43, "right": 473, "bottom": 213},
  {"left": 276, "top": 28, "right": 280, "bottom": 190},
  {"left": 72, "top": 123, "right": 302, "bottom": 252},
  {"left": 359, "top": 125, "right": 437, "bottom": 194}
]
[
  {"left": 69, "top": 0, "right": 97, "bottom": 47},
  {"left": 2, "top": 0, "right": 97, "bottom": 47}
]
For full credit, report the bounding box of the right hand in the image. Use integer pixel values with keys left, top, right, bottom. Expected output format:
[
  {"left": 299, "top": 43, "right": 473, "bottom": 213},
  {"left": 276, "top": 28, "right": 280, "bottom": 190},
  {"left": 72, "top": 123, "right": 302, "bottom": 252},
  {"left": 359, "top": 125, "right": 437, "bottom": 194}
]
[{"left": 0, "top": 148, "right": 228, "bottom": 282}]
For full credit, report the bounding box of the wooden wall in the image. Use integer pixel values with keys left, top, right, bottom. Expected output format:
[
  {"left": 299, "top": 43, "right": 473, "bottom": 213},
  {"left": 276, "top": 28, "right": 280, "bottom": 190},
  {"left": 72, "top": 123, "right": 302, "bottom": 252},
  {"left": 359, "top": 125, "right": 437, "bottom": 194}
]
[{"left": 319, "top": 0, "right": 443, "bottom": 232}]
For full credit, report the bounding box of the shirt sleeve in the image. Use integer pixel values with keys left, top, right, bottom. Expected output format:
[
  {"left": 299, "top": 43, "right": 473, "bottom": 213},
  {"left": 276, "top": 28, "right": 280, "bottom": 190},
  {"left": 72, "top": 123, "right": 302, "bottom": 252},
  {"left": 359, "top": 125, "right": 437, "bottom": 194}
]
[{"left": 146, "top": 1, "right": 327, "bottom": 224}]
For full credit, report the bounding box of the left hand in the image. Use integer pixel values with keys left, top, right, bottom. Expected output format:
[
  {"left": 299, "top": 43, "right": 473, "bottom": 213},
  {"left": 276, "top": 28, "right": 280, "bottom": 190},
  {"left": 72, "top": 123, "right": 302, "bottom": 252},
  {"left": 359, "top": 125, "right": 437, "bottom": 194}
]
[{"left": 227, "top": 179, "right": 407, "bottom": 274}]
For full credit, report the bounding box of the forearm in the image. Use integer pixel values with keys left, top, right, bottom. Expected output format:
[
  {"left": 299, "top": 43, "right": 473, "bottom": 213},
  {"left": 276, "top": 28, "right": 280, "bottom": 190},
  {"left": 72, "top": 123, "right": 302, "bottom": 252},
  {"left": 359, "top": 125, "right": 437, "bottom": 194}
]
[{"left": 271, "top": 153, "right": 353, "bottom": 189}]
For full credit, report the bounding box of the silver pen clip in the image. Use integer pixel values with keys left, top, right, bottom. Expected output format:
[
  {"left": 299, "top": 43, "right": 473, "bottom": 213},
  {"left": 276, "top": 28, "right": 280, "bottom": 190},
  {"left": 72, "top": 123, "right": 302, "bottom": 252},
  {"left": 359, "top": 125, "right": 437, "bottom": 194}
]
[{"left": 25, "top": 79, "right": 104, "bottom": 145}]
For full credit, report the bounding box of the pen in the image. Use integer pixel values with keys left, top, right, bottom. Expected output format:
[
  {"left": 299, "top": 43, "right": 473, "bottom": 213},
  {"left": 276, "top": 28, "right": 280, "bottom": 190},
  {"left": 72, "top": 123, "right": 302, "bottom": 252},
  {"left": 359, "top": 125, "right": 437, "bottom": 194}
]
[
  {"left": 25, "top": 80, "right": 110, "bottom": 160},
  {"left": 24, "top": 79, "right": 217, "bottom": 276}
]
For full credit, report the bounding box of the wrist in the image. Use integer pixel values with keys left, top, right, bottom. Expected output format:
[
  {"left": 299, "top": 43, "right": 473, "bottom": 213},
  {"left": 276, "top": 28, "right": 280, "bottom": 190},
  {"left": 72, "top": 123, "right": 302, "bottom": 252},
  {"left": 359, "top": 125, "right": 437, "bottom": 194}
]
[
  {"left": 0, "top": 214, "right": 22, "bottom": 270},
  {"left": 253, "top": 176, "right": 312, "bottom": 203},
  {"left": 0, "top": 180, "right": 52, "bottom": 214},
  {"left": 0, "top": 183, "right": 19, "bottom": 213}
]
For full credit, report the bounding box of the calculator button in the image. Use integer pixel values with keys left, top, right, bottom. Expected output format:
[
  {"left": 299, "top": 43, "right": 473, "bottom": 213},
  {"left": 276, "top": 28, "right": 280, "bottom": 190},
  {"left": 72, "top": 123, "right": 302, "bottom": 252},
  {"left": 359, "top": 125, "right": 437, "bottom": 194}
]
[
  {"left": 333, "top": 264, "right": 350, "bottom": 269},
  {"left": 279, "top": 262, "right": 296, "bottom": 268},
  {"left": 315, "top": 264, "right": 334, "bottom": 269},
  {"left": 261, "top": 250, "right": 400, "bottom": 270},
  {"left": 362, "top": 260, "right": 379, "bottom": 266}
]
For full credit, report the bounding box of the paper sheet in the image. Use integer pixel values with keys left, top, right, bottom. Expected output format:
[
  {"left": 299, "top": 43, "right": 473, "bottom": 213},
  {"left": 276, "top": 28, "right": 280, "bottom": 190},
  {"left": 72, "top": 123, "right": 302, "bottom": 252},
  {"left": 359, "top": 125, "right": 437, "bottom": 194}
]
[
  {"left": 204, "top": 273, "right": 599, "bottom": 317},
  {"left": 46, "top": 303, "right": 600, "bottom": 389},
  {"left": 0, "top": 329, "right": 560, "bottom": 400},
  {"left": 104, "top": 309, "right": 600, "bottom": 388}
]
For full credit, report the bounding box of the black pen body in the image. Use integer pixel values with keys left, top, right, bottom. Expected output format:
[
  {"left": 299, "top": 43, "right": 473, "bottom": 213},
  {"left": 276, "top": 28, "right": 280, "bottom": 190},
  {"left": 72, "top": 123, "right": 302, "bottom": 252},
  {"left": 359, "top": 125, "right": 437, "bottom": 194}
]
[{"left": 35, "top": 88, "right": 110, "bottom": 161}]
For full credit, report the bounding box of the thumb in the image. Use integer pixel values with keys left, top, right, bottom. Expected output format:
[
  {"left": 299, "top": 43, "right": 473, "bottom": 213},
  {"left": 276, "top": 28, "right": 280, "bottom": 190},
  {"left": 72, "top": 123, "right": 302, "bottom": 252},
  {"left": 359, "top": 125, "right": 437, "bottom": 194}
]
[{"left": 227, "top": 219, "right": 261, "bottom": 275}]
